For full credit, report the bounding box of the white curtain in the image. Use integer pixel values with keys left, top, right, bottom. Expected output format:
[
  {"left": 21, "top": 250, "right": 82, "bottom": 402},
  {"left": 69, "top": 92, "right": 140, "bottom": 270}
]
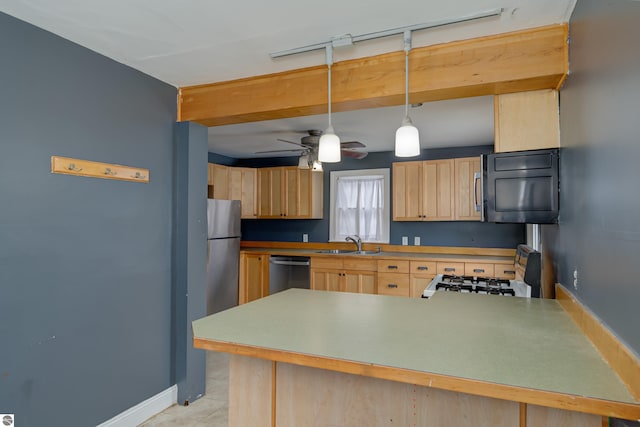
[{"left": 335, "top": 175, "right": 384, "bottom": 242}]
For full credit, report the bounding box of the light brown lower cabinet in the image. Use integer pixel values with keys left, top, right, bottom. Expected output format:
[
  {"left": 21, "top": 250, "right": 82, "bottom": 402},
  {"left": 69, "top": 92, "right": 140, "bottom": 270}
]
[
  {"left": 239, "top": 253, "right": 269, "bottom": 304},
  {"left": 311, "top": 257, "right": 377, "bottom": 294},
  {"left": 410, "top": 260, "right": 436, "bottom": 297}
]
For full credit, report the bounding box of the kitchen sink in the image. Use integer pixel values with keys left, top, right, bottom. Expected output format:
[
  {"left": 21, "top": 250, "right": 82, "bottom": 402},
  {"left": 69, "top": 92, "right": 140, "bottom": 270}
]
[
  {"left": 315, "top": 249, "right": 381, "bottom": 255},
  {"left": 350, "top": 250, "right": 381, "bottom": 255}
]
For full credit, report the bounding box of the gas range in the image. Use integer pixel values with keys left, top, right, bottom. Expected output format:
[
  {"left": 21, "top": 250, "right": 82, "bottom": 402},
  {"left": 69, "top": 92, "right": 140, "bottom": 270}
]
[{"left": 422, "top": 274, "right": 531, "bottom": 298}]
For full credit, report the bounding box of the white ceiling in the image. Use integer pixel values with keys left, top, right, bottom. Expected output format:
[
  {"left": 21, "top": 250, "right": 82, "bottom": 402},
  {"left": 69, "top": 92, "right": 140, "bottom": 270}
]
[{"left": 1, "top": 0, "right": 576, "bottom": 158}]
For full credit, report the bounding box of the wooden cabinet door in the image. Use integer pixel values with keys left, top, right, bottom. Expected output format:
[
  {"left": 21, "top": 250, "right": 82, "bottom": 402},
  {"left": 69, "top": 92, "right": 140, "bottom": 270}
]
[
  {"left": 258, "top": 168, "right": 283, "bottom": 218},
  {"left": 207, "top": 163, "right": 215, "bottom": 186},
  {"left": 344, "top": 271, "right": 377, "bottom": 294},
  {"left": 377, "top": 273, "right": 410, "bottom": 297},
  {"left": 228, "top": 167, "right": 243, "bottom": 201},
  {"left": 423, "top": 160, "right": 455, "bottom": 220},
  {"left": 495, "top": 89, "right": 560, "bottom": 153},
  {"left": 240, "top": 253, "right": 268, "bottom": 304},
  {"left": 410, "top": 275, "right": 434, "bottom": 298},
  {"left": 240, "top": 167, "right": 257, "bottom": 218},
  {"left": 212, "top": 164, "right": 229, "bottom": 199},
  {"left": 454, "top": 157, "right": 481, "bottom": 221},
  {"left": 392, "top": 161, "right": 423, "bottom": 220},
  {"left": 311, "top": 269, "right": 342, "bottom": 292}
]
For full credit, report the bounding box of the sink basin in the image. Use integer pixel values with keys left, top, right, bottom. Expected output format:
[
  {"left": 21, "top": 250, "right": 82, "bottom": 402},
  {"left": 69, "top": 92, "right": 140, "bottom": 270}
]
[
  {"left": 315, "top": 249, "right": 381, "bottom": 255},
  {"left": 350, "top": 250, "right": 381, "bottom": 255},
  {"left": 315, "top": 249, "right": 356, "bottom": 254}
]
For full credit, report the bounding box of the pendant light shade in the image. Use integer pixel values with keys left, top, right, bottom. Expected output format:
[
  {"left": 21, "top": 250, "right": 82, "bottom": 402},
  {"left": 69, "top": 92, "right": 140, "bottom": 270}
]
[
  {"left": 318, "top": 126, "right": 341, "bottom": 163},
  {"left": 318, "top": 46, "right": 341, "bottom": 163},
  {"left": 395, "top": 117, "right": 420, "bottom": 157},
  {"left": 395, "top": 31, "right": 420, "bottom": 158}
]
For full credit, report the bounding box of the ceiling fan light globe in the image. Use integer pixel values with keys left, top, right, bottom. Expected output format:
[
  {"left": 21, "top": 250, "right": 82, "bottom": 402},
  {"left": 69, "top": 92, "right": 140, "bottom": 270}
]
[
  {"left": 395, "top": 122, "right": 420, "bottom": 157},
  {"left": 318, "top": 131, "right": 341, "bottom": 163}
]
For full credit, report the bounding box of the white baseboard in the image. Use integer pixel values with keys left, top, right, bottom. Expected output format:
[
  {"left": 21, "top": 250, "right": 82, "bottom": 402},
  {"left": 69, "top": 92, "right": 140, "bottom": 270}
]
[{"left": 97, "top": 384, "right": 177, "bottom": 427}]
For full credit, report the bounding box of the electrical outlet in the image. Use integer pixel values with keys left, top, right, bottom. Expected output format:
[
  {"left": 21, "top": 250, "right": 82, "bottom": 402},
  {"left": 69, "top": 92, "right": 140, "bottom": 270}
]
[
  {"left": 573, "top": 269, "right": 578, "bottom": 290},
  {"left": 302, "top": 233, "right": 308, "bottom": 243},
  {"left": 414, "top": 236, "right": 421, "bottom": 246},
  {"left": 402, "top": 236, "right": 408, "bottom": 246}
]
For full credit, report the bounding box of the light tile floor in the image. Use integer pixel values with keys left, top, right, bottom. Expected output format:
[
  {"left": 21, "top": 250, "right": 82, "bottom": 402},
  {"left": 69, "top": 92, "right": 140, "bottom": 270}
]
[{"left": 139, "top": 351, "right": 229, "bottom": 427}]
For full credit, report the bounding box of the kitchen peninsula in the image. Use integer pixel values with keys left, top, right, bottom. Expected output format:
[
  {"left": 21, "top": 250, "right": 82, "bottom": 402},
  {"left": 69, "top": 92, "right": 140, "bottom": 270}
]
[{"left": 192, "top": 289, "right": 640, "bottom": 426}]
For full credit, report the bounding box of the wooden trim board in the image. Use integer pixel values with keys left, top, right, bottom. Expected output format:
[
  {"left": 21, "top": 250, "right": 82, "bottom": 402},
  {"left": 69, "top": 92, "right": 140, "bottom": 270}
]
[
  {"left": 179, "top": 24, "right": 568, "bottom": 126},
  {"left": 556, "top": 284, "right": 640, "bottom": 401},
  {"left": 194, "top": 338, "right": 640, "bottom": 420},
  {"left": 51, "top": 156, "right": 149, "bottom": 183}
]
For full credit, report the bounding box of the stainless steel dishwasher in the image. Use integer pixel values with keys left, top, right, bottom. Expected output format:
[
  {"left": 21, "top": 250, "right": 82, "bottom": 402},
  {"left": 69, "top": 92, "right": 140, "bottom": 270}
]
[{"left": 269, "top": 255, "right": 311, "bottom": 294}]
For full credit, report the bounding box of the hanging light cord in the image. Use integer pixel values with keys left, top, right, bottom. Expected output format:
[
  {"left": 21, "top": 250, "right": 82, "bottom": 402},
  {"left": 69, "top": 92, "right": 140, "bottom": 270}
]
[
  {"left": 326, "top": 46, "right": 334, "bottom": 129},
  {"left": 403, "top": 30, "right": 411, "bottom": 120}
]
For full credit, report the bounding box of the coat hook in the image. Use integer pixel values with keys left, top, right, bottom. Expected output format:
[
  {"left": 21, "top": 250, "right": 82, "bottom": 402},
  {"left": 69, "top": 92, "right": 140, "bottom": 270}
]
[
  {"left": 104, "top": 167, "right": 117, "bottom": 176},
  {"left": 67, "top": 163, "right": 82, "bottom": 172},
  {"left": 132, "top": 171, "right": 146, "bottom": 179}
]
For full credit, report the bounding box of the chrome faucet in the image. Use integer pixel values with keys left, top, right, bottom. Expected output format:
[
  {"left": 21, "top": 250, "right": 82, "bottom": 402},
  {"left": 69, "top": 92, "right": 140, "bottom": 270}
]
[{"left": 345, "top": 235, "right": 362, "bottom": 252}]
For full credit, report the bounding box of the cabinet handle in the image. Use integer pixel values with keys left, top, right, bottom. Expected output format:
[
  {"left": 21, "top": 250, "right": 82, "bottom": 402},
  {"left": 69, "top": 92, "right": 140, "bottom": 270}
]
[
  {"left": 387, "top": 265, "right": 398, "bottom": 270},
  {"left": 473, "top": 268, "right": 485, "bottom": 273},
  {"left": 444, "top": 267, "right": 456, "bottom": 272},
  {"left": 417, "top": 266, "right": 429, "bottom": 271},
  {"left": 387, "top": 284, "right": 398, "bottom": 288},
  {"left": 503, "top": 270, "right": 516, "bottom": 274}
]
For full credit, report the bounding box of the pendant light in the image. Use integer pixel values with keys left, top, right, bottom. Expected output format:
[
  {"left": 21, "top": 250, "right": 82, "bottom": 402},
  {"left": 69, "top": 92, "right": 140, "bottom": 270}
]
[
  {"left": 395, "top": 30, "right": 420, "bottom": 157},
  {"left": 318, "top": 46, "right": 341, "bottom": 163}
]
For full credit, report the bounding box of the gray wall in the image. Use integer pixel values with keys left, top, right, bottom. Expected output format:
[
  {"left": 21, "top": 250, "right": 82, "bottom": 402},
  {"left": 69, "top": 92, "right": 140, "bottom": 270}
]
[
  {"left": 542, "top": 0, "right": 640, "bottom": 360},
  {"left": 0, "top": 12, "right": 177, "bottom": 426},
  {"left": 235, "top": 146, "right": 525, "bottom": 248}
]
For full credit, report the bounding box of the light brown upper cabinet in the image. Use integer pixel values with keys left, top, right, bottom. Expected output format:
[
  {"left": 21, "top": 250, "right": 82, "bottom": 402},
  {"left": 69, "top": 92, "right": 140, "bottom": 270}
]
[
  {"left": 494, "top": 89, "right": 560, "bottom": 153},
  {"left": 454, "top": 157, "right": 481, "bottom": 221},
  {"left": 393, "top": 157, "right": 480, "bottom": 222},
  {"left": 258, "top": 166, "right": 323, "bottom": 219},
  {"left": 211, "top": 163, "right": 229, "bottom": 199},
  {"left": 209, "top": 163, "right": 257, "bottom": 219},
  {"left": 228, "top": 167, "right": 257, "bottom": 219}
]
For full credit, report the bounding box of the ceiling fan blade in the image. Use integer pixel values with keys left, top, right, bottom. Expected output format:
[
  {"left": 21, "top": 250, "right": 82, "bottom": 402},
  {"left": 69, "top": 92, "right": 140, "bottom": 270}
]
[
  {"left": 255, "top": 148, "right": 306, "bottom": 154},
  {"left": 341, "top": 150, "right": 368, "bottom": 159},
  {"left": 340, "top": 141, "right": 366, "bottom": 149},
  {"left": 277, "top": 138, "right": 307, "bottom": 148}
]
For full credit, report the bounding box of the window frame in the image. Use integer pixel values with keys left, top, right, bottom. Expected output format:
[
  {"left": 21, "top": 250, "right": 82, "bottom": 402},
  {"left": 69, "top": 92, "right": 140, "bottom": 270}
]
[{"left": 328, "top": 168, "right": 391, "bottom": 243}]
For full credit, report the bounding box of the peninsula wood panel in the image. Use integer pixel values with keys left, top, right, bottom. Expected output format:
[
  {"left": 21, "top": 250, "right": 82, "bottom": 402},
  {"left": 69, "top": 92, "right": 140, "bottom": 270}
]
[
  {"left": 228, "top": 356, "right": 272, "bottom": 427},
  {"left": 179, "top": 25, "right": 568, "bottom": 126}
]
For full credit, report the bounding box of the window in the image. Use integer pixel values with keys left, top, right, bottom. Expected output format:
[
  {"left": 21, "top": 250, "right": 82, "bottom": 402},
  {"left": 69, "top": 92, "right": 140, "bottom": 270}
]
[{"left": 329, "top": 168, "right": 390, "bottom": 243}]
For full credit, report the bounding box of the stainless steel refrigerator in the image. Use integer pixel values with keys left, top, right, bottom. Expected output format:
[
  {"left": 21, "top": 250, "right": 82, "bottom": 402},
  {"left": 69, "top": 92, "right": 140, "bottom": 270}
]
[{"left": 206, "top": 199, "right": 241, "bottom": 315}]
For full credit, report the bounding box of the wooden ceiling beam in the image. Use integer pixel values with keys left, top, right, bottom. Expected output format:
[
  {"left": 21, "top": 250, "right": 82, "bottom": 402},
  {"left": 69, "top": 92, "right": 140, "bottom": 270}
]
[{"left": 178, "top": 24, "right": 568, "bottom": 127}]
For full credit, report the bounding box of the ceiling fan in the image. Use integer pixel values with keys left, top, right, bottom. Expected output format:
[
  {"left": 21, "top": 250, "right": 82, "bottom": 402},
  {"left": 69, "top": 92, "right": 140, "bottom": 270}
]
[{"left": 255, "top": 130, "right": 368, "bottom": 166}]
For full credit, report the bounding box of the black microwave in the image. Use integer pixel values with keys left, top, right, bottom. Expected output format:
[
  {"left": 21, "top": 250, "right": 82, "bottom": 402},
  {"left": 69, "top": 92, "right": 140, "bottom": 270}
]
[{"left": 481, "top": 149, "right": 559, "bottom": 224}]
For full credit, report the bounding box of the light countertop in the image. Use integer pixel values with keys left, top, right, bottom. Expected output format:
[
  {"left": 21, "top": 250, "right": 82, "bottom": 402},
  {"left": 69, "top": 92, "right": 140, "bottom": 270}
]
[{"left": 192, "top": 289, "right": 640, "bottom": 419}]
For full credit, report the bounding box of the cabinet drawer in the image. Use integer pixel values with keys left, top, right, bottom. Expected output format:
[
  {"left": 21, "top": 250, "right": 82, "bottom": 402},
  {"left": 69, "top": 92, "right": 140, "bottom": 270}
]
[
  {"left": 495, "top": 264, "right": 517, "bottom": 280},
  {"left": 311, "top": 257, "right": 344, "bottom": 270},
  {"left": 410, "top": 261, "right": 437, "bottom": 275},
  {"left": 464, "top": 263, "right": 495, "bottom": 277},
  {"left": 377, "top": 259, "right": 409, "bottom": 274},
  {"left": 343, "top": 257, "right": 377, "bottom": 272},
  {"left": 377, "top": 273, "right": 410, "bottom": 297},
  {"left": 436, "top": 262, "right": 465, "bottom": 275}
]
